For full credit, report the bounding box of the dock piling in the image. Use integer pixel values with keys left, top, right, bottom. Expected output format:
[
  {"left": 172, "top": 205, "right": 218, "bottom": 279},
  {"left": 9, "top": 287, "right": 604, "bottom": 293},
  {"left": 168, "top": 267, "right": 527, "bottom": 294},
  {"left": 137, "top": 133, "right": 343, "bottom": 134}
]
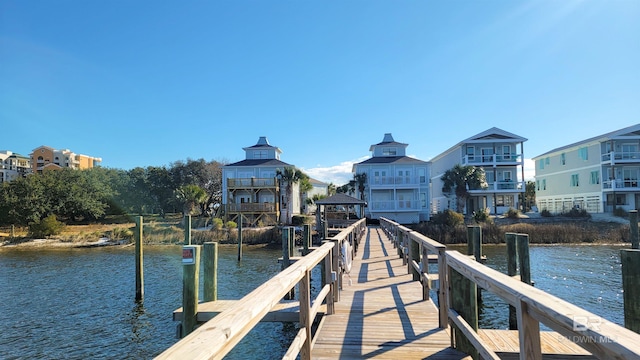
[
  {"left": 203, "top": 242, "right": 218, "bottom": 302},
  {"left": 630, "top": 210, "right": 639, "bottom": 249},
  {"left": 135, "top": 216, "right": 144, "bottom": 302},
  {"left": 506, "top": 232, "right": 518, "bottom": 330},
  {"left": 621, "top": 249, "right": 640, "bottom": 333},
  {"left": 181, "top": 244, "right": 200, "bottom": 337},
  {"left": 237, "top": 219, "right": 243, "bottom": 262}
]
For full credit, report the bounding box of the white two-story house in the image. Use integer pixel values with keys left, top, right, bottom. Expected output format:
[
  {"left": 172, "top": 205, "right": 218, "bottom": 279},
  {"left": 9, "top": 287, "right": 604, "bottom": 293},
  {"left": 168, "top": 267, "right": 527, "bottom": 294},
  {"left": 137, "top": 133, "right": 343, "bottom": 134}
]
[
  {"left": 222, "top": 136, "right": 300, "bottom": 226},
  {"left": 534, "top": 123, "right": 640, "bottom": 214},
  {"left": 352, "top": 133, "right": 430, "bottom": 224},
  {"left": 430, "top": 127, "right": 527, "bottom": 215}
]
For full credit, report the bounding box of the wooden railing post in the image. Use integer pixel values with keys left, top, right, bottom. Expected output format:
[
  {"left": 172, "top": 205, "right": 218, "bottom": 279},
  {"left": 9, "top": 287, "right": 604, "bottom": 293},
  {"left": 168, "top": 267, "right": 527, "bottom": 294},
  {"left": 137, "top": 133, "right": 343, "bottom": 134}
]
[
  {"left": 410, "top": 235, "right": 420, "bottom": 281},
  {"left": 449, "top": 265, "right": 478, "bottom": 359},
  {"left": 203, "top": 242, "right": 218, "bottom": 302},
  {"left": 332, "top": 238, "right": 341, "bottom": 301},
  {"left": 516, "top": 300, "right": 542, "bottom": 359},
  {"left": 420, "top": 244, "right": 429, "bottom": 300},
  {"left": 506, "top": 232, "right": 518, "bottom": 330},
  {"left": 621, "top": 249, "right": 640, "bottom": 333},
  {"left": 325, "top": 246, "right": 335, "bottom": 314},
  {"left": 299, "top": 269, "right": 312, "bottom": 360},
  {"left": 437, "top": 247, "right": 448, "bottom": 328}
]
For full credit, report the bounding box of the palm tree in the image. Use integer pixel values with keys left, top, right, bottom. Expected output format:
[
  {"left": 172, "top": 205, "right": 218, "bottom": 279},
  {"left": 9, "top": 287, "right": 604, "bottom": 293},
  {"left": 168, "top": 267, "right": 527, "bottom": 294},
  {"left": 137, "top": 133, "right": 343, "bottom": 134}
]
[
  {"left": 441, "top": 164, "right": 487, "bottom": 213},
  {"left": 354, "top": 173, "right": 367, "bottom": 201},
  {"left": 175, "top": 184, "right": 209, "bottom": 217},
  {"left": 276, "top": 167, "right": 309, "bottom": 224},
  {"left": 327, "top": 182, "right": 337, "bottom": 196}
]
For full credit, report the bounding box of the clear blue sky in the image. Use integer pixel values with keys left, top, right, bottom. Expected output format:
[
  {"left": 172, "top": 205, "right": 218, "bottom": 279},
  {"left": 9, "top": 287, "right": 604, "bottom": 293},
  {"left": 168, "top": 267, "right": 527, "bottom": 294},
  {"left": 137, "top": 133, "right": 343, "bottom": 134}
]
[{"left": 2, "top": 1, "right": 639, "bottom": 185}]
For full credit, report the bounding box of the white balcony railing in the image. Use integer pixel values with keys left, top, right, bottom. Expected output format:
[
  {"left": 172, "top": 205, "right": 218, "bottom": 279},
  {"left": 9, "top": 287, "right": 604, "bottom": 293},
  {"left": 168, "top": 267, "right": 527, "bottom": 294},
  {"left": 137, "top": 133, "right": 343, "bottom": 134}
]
[
  {"left": 227, "top": 178, "right": 277, "bottom": 188},
  {"left": 468, "top": 181, "right": 524, "bottom": 192},
  {"left": 462, "top": 153, "right": 523, "bottom": 166},
  {"left": 601, "top": 151, "right": 640, "bottom": 164},
  {"left": 369, "top": 200, "right": 421, "bottom": 211},
  {"left": 603, "top": 179, "right": 640, "bottom": 190},
  {"left": 370, "top": 176, "right": 427, "bottom": 186}
]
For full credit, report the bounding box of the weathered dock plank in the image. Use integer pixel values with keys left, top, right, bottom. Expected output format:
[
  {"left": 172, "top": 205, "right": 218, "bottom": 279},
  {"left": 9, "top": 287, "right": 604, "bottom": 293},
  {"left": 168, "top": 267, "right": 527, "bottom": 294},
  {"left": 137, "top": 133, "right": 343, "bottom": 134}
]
[{"left": 311, "top": 227, "right": 469, "bottom": 359}]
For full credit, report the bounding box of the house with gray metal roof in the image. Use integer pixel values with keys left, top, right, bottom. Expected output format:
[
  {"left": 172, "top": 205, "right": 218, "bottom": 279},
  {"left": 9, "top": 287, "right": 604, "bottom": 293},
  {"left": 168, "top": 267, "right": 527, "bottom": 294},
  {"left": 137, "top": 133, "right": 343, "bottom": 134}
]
[{"left": 352, "top": 133, "right": 430, "bottom": 224}]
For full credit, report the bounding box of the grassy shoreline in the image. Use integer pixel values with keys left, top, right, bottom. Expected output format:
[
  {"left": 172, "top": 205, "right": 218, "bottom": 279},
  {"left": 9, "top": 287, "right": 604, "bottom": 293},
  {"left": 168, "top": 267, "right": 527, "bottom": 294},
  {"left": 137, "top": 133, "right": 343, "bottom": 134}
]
[{"left": 1, "top": 215, "right": 634, "bottom": 249}]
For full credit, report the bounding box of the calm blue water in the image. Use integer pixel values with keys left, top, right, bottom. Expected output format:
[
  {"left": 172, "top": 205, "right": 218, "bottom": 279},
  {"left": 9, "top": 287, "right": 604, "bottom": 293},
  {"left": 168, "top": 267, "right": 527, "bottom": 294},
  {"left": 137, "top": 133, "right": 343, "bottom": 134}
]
[
  {"left": 0, "top": 242, "right": 627, "bottom": 359},
  {"left": 447, "top": 244, "right": 625, "bottom": 330},
  {"left": 0, "top": 245, "right": 297, "bottom": 360}
]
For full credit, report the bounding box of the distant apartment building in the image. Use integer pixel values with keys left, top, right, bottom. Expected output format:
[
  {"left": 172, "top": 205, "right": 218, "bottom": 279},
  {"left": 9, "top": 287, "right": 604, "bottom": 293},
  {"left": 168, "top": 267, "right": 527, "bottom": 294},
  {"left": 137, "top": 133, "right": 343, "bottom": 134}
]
[
  {"left": 29, "top": 145, "right": 102, "bottom": 173},
  {"left": 222, "top": 136, "right": 301, "bottom": 226},
  {"left": 534, "top": 124, "right": 640, "bottom": 214},
  {"left": 352, "top": 133, "right": 430, "bottom": 224},
  {"left": 430, "top": 127, "right": 527, "bottom": 215},
  {"left": 0, "top": 151, "right": 31, "bottom": 182}
]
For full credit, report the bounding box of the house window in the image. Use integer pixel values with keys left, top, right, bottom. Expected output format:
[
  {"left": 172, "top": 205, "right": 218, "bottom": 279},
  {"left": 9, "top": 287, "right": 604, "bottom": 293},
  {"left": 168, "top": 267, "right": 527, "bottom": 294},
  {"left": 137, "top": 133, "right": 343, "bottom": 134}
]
[
  {"left": 482, "top": 148, "right": 494, "bottom": 162},
  {"left": 561, "top": 153, "right": 566, "bottom": 165},
  {"left": 536, "top": 180, "right": 540, "bottom": 191},
  {"left": 570, "top": 174, "right": 579, "bottom": 187},
  {"left": 578, "top": 147, "right": 588, "bottom": 161},
  {"left": 496, "top": 195, "right": 513, "bottom": 207},
  {"left": 420, "top": 193, "right": 426, "bottom": 207},
  {"left": 542, "top": 179, "right": 546, "bottom": 190},
  {"left": 382, "top": 148, "right": 397, "bottom": 156},
  {"left": 254, "top": 150, "right": 267, "bottom": 159},
  {"left": 545, "top": 157, "right": 550, "bottom": 165},
  {"left": 539, "top": 159, "right": 545, "bottom": 170},
  {"left": 502, "top": 145, "right": 511, "bottom": 160},
  {"left": 418, "top": 168, "right": 426, "bottom": 183},
  {"left": 607, "top": 194, "right": 627, "bottom": 205},
  {"left": 590, "top": 171, "right": 600, "bottom": 185},
  {"left": 503, "top": 171, "right": 512, "bottom": 181},
  {"left": 467, "top": 147, "right": 475, "bottom": 161}
]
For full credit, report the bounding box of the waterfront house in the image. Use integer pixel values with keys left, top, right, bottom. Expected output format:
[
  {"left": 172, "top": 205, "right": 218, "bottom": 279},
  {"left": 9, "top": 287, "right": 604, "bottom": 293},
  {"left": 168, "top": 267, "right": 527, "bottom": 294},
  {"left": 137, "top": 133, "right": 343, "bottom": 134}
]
[
  {"left": 352, "top": 133, "right": 430, "bottom": 224},
  {"left": 302, "top": 178, "right": 329, "bottom": 215},
  {"left": 222, "top": 136, "right": 301, "bottom": 226},
  {"left": 0, "top": 151, "right": 31, "bottom": 182},
  {"left": 534, "top": 123, "right": 640, "bottom": 214},
  {"left": 430, "top": 127, "right": 527, "bottom": 215},
  {"left": 29, "top": 145, "right": 102, "bottom": 173}
]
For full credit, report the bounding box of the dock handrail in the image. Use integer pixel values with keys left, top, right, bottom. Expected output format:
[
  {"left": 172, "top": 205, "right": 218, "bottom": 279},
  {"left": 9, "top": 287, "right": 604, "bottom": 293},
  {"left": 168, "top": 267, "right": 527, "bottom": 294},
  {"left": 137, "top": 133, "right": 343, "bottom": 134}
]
[
  {"left": 379, "top": 217, "right": 448, "bottom": 328},
  {"left": 446, "top": 249, "right": 640, "bottom": 359},
  {"left": 156, "top": 218, "right": 366, "bottom": 360}
]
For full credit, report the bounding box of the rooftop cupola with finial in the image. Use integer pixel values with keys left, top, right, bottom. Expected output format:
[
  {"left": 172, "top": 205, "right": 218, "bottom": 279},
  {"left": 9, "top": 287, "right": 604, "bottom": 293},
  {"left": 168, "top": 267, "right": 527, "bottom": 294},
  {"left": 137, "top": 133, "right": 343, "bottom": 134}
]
[
  {"left": 242, "top": 136, "right": 282, "bottom": 160},
  {"left": 369, "top": 133, "right": 408, "bottom": 157}
]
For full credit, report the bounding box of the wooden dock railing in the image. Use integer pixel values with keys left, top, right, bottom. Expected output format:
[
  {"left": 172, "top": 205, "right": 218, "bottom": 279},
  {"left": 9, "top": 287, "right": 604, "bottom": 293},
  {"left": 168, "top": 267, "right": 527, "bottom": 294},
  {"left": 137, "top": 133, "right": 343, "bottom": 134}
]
[
  {"left": 380, "top": 216, "right": 640, "bottom": 360},
  {"left": 379, "top": 217, "right": 448, "bottom": 328},
  {"left": 156, "top": 218, "right": 366, "bottom": 360}
]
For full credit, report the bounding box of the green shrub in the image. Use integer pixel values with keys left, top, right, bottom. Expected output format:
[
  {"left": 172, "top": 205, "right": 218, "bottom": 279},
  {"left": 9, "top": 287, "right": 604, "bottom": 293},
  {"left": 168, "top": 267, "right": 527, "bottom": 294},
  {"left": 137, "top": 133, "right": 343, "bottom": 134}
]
[
  {"left": 225, "top": 221, "right": 237, "bottom": 229},
  {"left": 504, "top": 208, "right": 520, "bottom": 219},
  {"left": 541, "top": 209, "right": 553, "bottom": 217},
  {"left": 212, "top": 218, "right": 224, "bottom": 230},
  {"left": 473, "top": 208, "right": 492, "bottom": 223},
  {"left": 562, "top": 207, "right": 590, "bottom": 218},
  {"left": 430, "top": 209, "right": 464, "bottom": 227},
  {"left": 28, "top": 215, "right": 65, "bottom": 238}
]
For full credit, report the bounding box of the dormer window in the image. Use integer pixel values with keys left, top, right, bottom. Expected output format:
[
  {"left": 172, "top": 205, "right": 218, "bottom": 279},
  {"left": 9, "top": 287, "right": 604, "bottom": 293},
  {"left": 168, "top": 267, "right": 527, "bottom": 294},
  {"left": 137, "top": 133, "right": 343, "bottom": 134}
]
[
  {"left": 382, "top": 148, "right": 397, "bottom": 156},
  {"left": 254, "top": 150, "right": 267, "bottom": 159}
]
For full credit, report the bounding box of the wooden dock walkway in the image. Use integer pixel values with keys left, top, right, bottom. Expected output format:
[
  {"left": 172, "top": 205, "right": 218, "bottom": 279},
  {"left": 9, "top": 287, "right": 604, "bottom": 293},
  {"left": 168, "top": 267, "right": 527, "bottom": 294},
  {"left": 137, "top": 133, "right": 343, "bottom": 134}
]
[{"left": 311, "top": 226, "right": 469, "bottom": 359}]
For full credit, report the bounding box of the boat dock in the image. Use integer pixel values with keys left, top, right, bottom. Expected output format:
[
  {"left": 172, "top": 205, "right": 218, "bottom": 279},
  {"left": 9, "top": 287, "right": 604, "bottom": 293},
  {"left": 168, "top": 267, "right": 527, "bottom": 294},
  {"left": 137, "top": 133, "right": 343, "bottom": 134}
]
[{"left": 159, "top": 218, "right": 640, "bottom": 360}]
